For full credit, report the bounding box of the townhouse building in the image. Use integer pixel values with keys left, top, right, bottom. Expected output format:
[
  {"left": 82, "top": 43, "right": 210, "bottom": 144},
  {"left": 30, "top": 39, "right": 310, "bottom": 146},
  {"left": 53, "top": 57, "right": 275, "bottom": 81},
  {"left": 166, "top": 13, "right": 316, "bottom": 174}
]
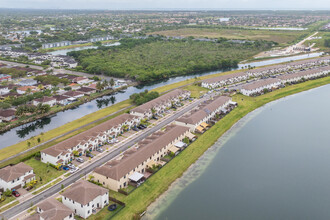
[
  {"left": 41, "top": 114, "right": 141, "bottom": 165},
  {"left": 175, "top": 96, "right": 233, "bottom": 132},
  {"left": 93, "top": 124, "right": 191, "bottom": 191},
  {"left": 62, "top": 180, "right": 109, "bottom": 219},
  {"left": 0, "top": 162, "right": 35, "bottom": 191},
  {"left": 240, "top": 78, "right": 282, "bottom": 96},
  {"left": 26, "top": 198, "right": 74, "bottom": 220},
  {"left": 278, "top": 66, "right": 330, "bottom": 84},
  {"left": 0, "top": 85, "right": 10, "bottom": 95},
  {"left": 201, "top": 72, "right": 248, "bottom": 89},
  {"left": 130, "top": 89, "right": 190, "bottom": 119}
]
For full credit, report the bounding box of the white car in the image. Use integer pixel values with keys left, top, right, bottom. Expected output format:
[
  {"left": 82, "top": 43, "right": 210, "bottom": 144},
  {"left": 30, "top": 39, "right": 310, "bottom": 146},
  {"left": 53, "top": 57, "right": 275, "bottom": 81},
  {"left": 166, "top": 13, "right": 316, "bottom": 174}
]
[{"left": 70, "top": 167, "right": 79, "bottom": 174}]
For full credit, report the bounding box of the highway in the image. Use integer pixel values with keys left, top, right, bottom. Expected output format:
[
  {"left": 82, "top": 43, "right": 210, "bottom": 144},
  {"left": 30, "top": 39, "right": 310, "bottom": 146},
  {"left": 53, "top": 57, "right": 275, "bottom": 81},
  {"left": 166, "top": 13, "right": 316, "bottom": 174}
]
[{"left": 1, "top": 96, "right": 206, "bottom": 220}]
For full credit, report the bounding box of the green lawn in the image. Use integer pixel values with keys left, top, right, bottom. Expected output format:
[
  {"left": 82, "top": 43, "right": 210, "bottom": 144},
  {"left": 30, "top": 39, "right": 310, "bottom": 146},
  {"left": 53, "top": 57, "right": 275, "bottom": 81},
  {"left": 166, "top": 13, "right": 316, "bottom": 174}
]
[
  {"left": 0, "top": 196, "right": 17, "bottom": 209},
  {"left": 184, "top": 84, "right": 209, "bottom": 98},
  {"left": 24, "top": 158, "right": 65, "bottom": 189}
]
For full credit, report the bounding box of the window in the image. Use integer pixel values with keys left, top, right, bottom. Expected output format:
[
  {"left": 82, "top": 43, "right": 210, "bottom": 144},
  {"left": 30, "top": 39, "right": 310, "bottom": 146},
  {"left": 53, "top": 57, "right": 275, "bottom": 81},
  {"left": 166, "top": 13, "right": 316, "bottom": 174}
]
[
  {"left": 104, "top": 200, "right": 107, "bottom": 204},
  {"left": 88, "top": 210, "right": 90, "bottom": 214},
  {"left": 73, "top": 201, "right": 75, "bottom": 204},
  {"left": 81, "top": 204, "right": 83, "bottom": 208},
  {"left": 87, "top": 203, "right": 89, "bottom": 206}
]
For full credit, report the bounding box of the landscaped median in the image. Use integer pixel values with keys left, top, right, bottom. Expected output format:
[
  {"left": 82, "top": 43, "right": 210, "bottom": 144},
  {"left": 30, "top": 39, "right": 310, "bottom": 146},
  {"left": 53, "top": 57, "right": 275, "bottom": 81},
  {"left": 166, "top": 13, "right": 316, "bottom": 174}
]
[{"left": 101, "top": 76, "right": 330, "bottom": 220}]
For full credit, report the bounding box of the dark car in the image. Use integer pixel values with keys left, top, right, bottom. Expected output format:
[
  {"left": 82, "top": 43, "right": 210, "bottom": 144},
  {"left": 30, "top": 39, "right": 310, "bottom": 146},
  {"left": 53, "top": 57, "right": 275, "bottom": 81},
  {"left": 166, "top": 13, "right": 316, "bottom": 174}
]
[
  {"left": 86, "top": 153, "right": 94, "bottom": 158},
  {"left": 137, "top": 125, "right": 145, "bottom": 130},
  {"left": 12, "top": 190, "right": 20, "bottom": 197},
  {"left": 152, "top": 116, "right": 158, "bottom": 120},
  {"left": 108, "top": 204, "right": 117, "bottom": 211},
  {"left": 62, "top": 166, "right": 70, "bottom": 171},
  {"left": 132, "top": 127, "right": 139, "bottom": 131},
  {"left": 140, "top": 124, "right": 147, "bottom": 128}
]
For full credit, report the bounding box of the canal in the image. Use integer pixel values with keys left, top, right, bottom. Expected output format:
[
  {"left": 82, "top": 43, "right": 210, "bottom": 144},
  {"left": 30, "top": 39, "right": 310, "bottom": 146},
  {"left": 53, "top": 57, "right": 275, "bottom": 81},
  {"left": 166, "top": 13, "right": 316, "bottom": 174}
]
[
  {"left": 0, "top": 52, "right": 322, "bottom": 149},
  {"left": 144, "top": 84, "right": 330, "bottom": 220}
]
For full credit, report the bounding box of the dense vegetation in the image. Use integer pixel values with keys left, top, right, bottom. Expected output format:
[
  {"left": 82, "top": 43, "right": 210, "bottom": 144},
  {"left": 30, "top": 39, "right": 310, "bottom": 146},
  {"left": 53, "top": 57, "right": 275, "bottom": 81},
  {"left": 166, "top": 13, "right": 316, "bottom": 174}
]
[
  {"left": 34, "top": 75, "right": 69, "bottom": 86},
  {"left": 69, "top": 37, "right": 273, "bottom": 82},
  {"left": 325, "top": 38, "right": 330, "bottom": 48},
  {"left": 0, "top": 68, "right": 26, "bottom": 79},
  {"left": 130, "top": 90, "right": 159, "bottom": 105}
]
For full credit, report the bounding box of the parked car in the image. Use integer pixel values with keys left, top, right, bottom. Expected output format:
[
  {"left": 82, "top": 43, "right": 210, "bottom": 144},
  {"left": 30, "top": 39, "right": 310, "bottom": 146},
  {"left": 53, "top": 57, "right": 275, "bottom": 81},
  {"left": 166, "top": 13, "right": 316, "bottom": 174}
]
[
  {"left": 152, "top": 116, "right": 158, "bottom": 120},
  {"left": 132, "top": 127, "right": 139, "bottom": 131},
  {"left": 67, "top": 164, "right": 75, "bottom": 169},
  {"left": 137, "top": 125, "right": 145, "bottom": 130},
  {"left": 140, "top": 124, "right": 147, "bottom": 128},
  {"left": 96, "top": 148, "right": 103, "bottom": 153},
  {"left": 70, "top": 167, "right": 79, "bottom": 174},
  {"left": 12, "top": 190, "right": 20, "bottom": 197},
  {"left": 62, "top": 166, "right": 70, "bottom": 171},
  {"left": 76, "top": 157, "right": 84, "bottom": 163},
  {"left": 108, "top": 204, "right": 117, "bottom": 211},
  {"left": 86, "top": 153, "right": 94, "bottom": 158}
]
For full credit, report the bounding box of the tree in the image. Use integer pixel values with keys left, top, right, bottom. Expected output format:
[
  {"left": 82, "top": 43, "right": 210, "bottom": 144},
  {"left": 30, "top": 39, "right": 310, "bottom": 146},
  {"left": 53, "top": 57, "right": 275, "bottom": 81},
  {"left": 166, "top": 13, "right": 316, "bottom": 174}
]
[
  {"left": 37, "top": 137, "right": 41, "bottom": 143},
  {"left": 96, "top": 81, "right": 104, "bottom": 92},
  {"left": 4, "top": 189, "right": 11, "bottom": 197},
  {"left": 110, "top": 78, "right": 115, "bottom": 87}
]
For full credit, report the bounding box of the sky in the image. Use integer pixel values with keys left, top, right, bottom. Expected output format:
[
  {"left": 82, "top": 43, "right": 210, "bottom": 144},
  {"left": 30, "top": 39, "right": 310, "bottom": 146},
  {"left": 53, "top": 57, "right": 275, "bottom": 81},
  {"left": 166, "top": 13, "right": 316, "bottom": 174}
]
[{"left": 0, "top": 0, "right": 330, "bottom": 10}]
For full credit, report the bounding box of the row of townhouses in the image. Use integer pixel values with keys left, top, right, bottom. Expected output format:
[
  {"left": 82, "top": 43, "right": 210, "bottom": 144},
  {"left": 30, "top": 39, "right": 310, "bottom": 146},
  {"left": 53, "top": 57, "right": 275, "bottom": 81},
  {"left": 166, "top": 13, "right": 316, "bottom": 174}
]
[
  {"left": 93, "top": 124, "right": 192, "bottom": 191},
  {"left": 26, "top": 180, "right": 109, "bottom": 219},
  {"left": 41, "top": 114, "right": 141, "bottom": 166},
  {"left": 175, "top": 96, "right": 235, "bottom": 132},
  {"left": 240, "top": 65, "right": 330, "bottom": 96},
  {"left": 130, "top": 89, "right": 191, "bottom": 119},
  {"left": 201, "top": 56, "right": 330, "bottom": 89}
]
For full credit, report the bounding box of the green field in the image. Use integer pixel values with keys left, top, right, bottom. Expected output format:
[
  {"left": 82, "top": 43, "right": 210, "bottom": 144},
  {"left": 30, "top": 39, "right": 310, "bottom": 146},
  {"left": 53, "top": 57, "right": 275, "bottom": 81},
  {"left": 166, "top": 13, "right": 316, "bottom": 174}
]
[{"left": 149, "top": 28, "right": 308, "bottom": 44}]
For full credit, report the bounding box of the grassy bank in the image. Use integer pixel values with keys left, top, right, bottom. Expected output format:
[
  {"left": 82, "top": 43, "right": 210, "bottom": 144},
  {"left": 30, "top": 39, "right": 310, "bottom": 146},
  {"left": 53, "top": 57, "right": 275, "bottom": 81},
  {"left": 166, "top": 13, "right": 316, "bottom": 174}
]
[
  {"left": 108, "top": 76, "right": 330, "bottom": 220},
  {"left": 0, "top": 99, "right": 132, "bottom": 167}
]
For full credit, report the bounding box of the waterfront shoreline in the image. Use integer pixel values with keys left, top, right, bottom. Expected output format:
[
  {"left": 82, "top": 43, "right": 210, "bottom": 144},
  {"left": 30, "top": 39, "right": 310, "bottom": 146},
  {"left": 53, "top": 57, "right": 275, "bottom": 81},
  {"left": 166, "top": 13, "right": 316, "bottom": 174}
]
[{"left": 111, "top": 77, "right": 330, "bottom": 220}]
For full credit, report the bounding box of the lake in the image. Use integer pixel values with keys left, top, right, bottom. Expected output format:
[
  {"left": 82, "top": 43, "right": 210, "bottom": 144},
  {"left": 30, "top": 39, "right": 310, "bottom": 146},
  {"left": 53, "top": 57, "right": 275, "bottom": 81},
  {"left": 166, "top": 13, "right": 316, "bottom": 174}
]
[
  {"left": 144, "top": 84, "right": 330, "bottom": 220},
  {"left": 0, "top": 52, "right": 323, "bottom": 149}
]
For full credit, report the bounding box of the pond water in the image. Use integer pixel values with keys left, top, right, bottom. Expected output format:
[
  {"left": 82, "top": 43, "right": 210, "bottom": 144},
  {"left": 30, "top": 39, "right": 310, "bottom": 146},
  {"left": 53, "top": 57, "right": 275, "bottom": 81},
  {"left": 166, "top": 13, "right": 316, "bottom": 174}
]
[
  {"left": 47, "top": 42, "right": 121, "bottom": 56},
  {"left": 0, "top": 52, "right": 323, "bottom": 149},
  {"left": 144, "top": 84, "right": 330, "bottom": 220}
]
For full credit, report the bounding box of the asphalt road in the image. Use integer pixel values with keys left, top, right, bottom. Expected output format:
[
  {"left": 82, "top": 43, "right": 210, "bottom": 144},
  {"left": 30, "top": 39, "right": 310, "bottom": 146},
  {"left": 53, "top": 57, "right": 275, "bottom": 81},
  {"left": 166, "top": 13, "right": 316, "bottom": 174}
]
[{"left": 1, "top": 97, "right": 205, "bottom": 220}]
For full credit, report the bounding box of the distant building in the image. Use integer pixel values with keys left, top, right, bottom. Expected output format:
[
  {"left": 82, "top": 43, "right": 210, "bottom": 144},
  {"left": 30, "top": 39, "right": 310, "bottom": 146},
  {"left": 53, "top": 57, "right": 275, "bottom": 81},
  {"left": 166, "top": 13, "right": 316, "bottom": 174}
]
[
  {"left": 18, "top": 79, "right": 38, "bottom": 86},
  {"left": 33, "top": 96, "right": 57, "bottom": 107},
  {"left": 0, "top": 74, "right": 12, "bottom": 82},
  {"left": 0, "top": 109, "right": 16, "bottom": 122}
]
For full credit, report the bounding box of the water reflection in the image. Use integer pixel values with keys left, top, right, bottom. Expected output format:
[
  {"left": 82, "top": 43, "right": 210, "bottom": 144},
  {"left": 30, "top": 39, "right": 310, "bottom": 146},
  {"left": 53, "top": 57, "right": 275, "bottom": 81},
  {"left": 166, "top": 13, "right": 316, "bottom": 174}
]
[
  {"left": 96, "top": 96, "right": 116, "bottom": 109},
  {"left": 16, "top": 117, "right": 51, "bottom": 138}
]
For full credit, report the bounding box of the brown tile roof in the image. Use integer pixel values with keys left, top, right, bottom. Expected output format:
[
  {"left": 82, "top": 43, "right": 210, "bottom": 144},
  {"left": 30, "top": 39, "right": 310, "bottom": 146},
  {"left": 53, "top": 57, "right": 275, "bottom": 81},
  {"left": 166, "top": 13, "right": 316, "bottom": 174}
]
[
  {"left": 131, "top": 89, "right": 189, "bottom": 114},
  {"left": 278, "top": 66, "right": 330, "bottom": 80},
  {"left": 34, "top": 96, "right": 56, "bottom": 103},
  {"left": 62, "top": 180, "right": 108, "bottom": 205},
  {"left": 0, "top": 162, "right": 33, "bottom": 182},
  {"left": 0, "top": 109, "right": 16, "bottom": 117},
  {"left": 176, "top": 96, "right": 231, "bottom": 125},
  {"left": 53, "top": 95, "right": 69, "bottom": 101},
  {"left": 41, "top": 113, "right": 138, "bottom": 157},
  {"left": 94, "top": 125, "right": 189, "bottom": 181},
  {"left": 63, "top": 91, "right": 84, "bottom": 97},
  {"left": 241, "top": 78, "right": 281, "bottom": 91},
  {"left": 76, "top": 87, "right": 96, "bottom": 93},
  {"left": 35, "top": 198, "right": 73, "bottom": 220},
  {"left": 202, "top": 71, "right": 247, "bottom": 84}
]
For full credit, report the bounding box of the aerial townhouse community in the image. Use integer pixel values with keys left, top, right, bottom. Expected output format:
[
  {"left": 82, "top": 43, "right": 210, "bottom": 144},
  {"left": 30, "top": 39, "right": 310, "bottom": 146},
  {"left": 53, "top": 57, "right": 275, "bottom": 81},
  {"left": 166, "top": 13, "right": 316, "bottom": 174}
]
[
  {"left": 92, "top": 124, "right": 191, "bottom": 191},
  {"left": 130, "top": 89, "right": 191, "bottom": 119},
  {"left": 175, "top": 96, "right": 235, "bottom": 133},
  {"left": 41, "top": 113, "right": 141, "bottom": 166},
  {"left": 240, "top": 65, "right": 330, "bottom": 96},
  {"left": 6, "top": 56, "right": 330, "bottom": 219},
  {"left": 201, "top": 56, "right": 330, "bottom": 90}
]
